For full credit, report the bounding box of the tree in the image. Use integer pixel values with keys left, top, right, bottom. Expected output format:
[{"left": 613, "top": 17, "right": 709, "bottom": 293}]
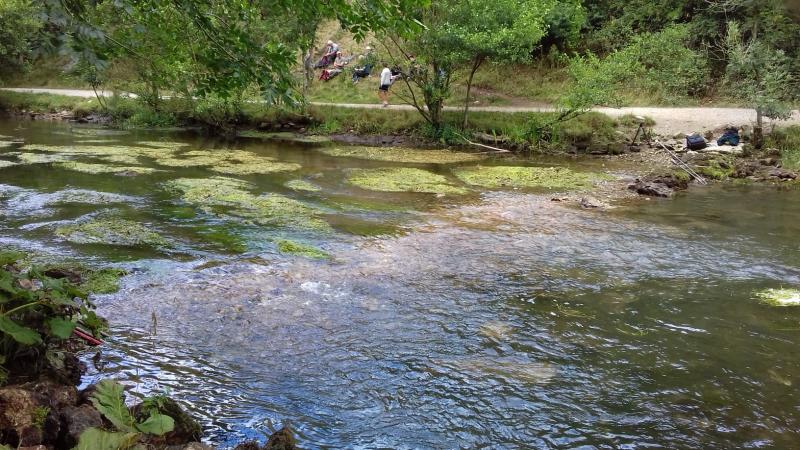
[
  {"left": 0, "top": 0, "right": 42, "bottom": 81},
  {"left": 41, "top": 0, "right": 427, "bottom": 105},
  {"left": 723, "top": 21, "right": 797, "bottom": 147},
  {"left": 386, "top": 0, "right": 559, "bottom": 130}
]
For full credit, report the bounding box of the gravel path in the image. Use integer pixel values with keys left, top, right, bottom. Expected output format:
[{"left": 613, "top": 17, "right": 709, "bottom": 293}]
[{"left": 4, "top": 87, "right": 798, "bottom": 134}]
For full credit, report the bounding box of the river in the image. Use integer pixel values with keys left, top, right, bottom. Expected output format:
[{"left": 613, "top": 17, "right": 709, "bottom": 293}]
[{"left": 1, "top": 119, "right": 799, "bottom": 448}]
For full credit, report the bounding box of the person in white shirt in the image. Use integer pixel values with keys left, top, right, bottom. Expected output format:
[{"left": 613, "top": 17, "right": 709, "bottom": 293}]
[{"left": 378, "top": 64, "right": 397, "bottom": 107}]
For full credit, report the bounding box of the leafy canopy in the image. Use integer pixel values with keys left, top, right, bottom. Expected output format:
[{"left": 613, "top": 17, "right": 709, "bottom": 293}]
[{"left": 42, "top": 0, "right": 428, "bottom": 103}]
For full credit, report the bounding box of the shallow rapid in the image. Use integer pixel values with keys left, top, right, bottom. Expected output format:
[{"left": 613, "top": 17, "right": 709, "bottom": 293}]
[{"left": 1, "top": 120, "right": 799, "bottom": 448}]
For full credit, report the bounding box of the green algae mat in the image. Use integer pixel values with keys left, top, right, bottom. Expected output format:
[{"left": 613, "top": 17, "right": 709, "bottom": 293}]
[
  {"left": 165, "top": 177, "right": 331, "bottom": 232},
  {"left": 321, "top": 146, "right": 483, "bottom": 164},
  {"left": 346, "top": 168, "right": 469, "bottom": 195},
  {"left": 56, "top": 218, "right": 167, "bottom": 247},
  {"left": 452, "top": 165, "right": 610, "bottom": 190},
  {"left": 755, "top": 288, "right": 800, "bottom": 306}
]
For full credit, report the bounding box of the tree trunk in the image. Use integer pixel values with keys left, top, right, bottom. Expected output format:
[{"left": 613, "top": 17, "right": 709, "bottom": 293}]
[
  {"left": 754, "top": 107, "right": 764, "bottom": 149},
  {"left": 462, "top": 56, "right": 484, "bottom": 129}
]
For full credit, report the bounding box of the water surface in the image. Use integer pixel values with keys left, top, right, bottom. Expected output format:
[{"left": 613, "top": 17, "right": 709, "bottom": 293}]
[{"left": 1, "top": 120, "right": 799, "bottom": 449}]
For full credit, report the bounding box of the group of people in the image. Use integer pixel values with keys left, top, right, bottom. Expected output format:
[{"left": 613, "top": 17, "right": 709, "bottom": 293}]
[{"left": 313, "top": 40, "right": 400, "bottom": 107}]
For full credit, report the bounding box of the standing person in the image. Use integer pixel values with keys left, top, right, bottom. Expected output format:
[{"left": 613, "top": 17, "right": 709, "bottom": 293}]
[{"left": 378, "top": 64, "right": 396, "bottom": 107}]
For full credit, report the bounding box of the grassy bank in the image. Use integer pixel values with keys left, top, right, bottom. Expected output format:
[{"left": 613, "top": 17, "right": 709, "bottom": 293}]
[
  {"left": 0, "top": 90, "right": 632, "bottom": 152},
  {"left": 766, "top": 126, "right": 800, "bottom": 170}
]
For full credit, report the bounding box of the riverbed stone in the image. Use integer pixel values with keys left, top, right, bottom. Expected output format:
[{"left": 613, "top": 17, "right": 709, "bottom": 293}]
[
  {"left": 768, "top": 168, "right": 797, "bottom": 180},
  {"left": 628, "top": 180, "right": 673, "bottom": 198}
]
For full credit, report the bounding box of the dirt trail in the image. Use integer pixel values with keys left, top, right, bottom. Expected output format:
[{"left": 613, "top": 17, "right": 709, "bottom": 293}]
[{"left": 3, "top": 87, "right": 799, "bottom": 134}]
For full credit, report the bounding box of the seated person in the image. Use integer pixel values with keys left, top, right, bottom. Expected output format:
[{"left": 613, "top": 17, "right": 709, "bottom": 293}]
[
  {"left": 315, "top": 40, "right": 340, "bottom": 68},
  {"left": 351, "top": 56, "right": 373, "bottom": 83},
  {"left": 717, "top": 127, "right": 740, "bottom": 146}
]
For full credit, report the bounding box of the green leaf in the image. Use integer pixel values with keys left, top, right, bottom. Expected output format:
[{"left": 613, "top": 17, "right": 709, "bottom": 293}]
[
  {"left": 91, "top": 380, "right": 136, "bottom": 432},
  {"left": 135, "top": 411, "right": 175, "bottom": 436},
  {"left": 0, "top": 316, "right": 42, "bottom": 345},
  {"left": 74, "top": 427, "right": 140, "bottom": 450},
  {"left": 47, "top": 317, "right": 77, "bottom": 339},
  {"left": 0, "top": 270, "right": 17, "bottom": 296}
]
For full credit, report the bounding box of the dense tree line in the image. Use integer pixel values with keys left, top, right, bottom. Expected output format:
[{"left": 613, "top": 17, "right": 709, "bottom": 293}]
[{"left": 0, "top": 0, "right": 797, "bottom": 133}]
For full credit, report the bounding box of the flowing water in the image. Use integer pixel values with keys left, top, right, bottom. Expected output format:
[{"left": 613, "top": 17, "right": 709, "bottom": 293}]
[{"left": 1, "top": 120, "right": 800, "bottom": 449}]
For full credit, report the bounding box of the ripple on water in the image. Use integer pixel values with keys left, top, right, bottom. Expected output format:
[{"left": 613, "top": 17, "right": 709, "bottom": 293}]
[{"left": 82, "top": 191, "right": 800, "bottom": 448}]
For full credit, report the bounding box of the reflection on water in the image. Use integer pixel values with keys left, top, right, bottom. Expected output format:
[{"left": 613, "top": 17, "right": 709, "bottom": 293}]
[{"left": 2, "top": 120, "right": 800, "bottom": 448}]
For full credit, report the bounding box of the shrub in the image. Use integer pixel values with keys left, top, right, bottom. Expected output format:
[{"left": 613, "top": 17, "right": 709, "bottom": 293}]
[{"left": 0, "top": 254, "right": 106, "bottom": 384}]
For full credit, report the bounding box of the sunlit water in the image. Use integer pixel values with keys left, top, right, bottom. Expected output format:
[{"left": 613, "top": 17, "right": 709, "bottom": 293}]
[{"left": 1, "top": 120, "right": 800, "bottom": 448}]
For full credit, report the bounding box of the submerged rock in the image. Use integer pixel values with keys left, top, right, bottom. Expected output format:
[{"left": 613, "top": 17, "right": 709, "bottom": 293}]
[
  {"left": 56, "top": 218, "right": 167, "bottom": 247},
  {"left": 346, "top": 167, "right": 469, "bottom": 195},
  {"left": 321, "top": 146, "right": 482, "bottom": 164},
  {"left": 452, "top": 165, "right": 608, "bottom": 190}
]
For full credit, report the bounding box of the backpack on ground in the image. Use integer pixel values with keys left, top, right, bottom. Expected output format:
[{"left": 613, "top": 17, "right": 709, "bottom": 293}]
[{"left": 686, "top": 133, "right": 707, "bottom": 150}]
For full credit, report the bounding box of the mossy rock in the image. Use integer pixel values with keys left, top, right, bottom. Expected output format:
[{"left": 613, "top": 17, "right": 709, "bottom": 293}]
[
  {"left": 285, "top": 179, "right": 322, "bottom": 192},
  {"left": 56, "top": 161, "right": 161, "bottom": 175},
  {"left": 321, "top": 146, "right": 483, "bottom": 164},
  {"left": 696, "top": 157, "right": 735, "bottom": 180},
  {"left": 80, "top": 268, "right": 127, "bottom": 294},
  {"left": 42, "top": 265, "right": 126, "bottom": 294},
  {"left": 56, "top": 218, "right": 167, "bottom": 247},
  {"left": 346, "top": 168, "right": 469, "bottom": 194},
  {"left": 755, "top": 288, "right": 800, "bottom": 306},
  {"left": 276, "top": 239, "right": 330, "bottom": 259},
  {"left": 452, "top": 165, "right": 609, "bottom": 190},
  {"left": 165, "top": 177, "right": 330, "bottom": 231}
]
